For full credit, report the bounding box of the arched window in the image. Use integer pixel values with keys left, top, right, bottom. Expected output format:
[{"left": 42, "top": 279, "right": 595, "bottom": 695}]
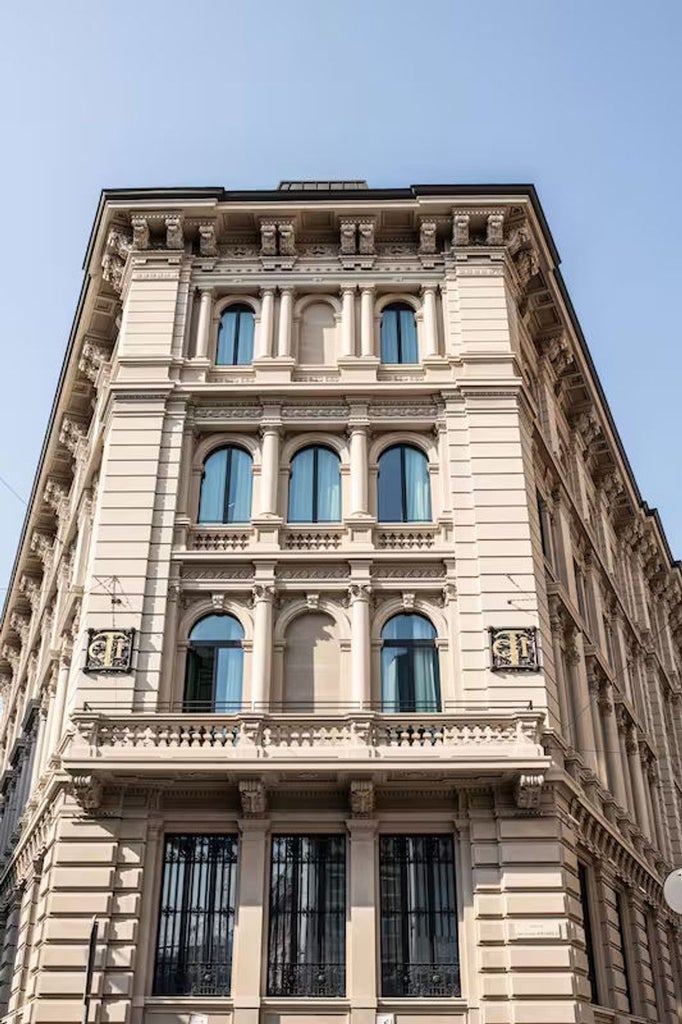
[
  {"left": 288, "top": 446, "right": 341, "bottom": 523},
  {"left": 377, "top": 445, "right": 431, "bottom": 523},
  {"left": 283, "top": 612, "right": 340, "bottom": 712},
  {"left": 216, "top": 304, "right": 255, "bottom": 366},
  {"left": 381, "top": 614, "right": 440, "bottom": 713},
  {"left": 198, "top": 447, "right": 252, "bottom": 524},
  {"left": 380, "top": 303, "right": 418, "bottom": 364},
  {"left": 184, "top": 614, "right": 244, "bottom": 712}
]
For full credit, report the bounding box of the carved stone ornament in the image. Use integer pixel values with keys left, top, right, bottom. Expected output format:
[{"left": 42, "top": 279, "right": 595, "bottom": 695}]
[
  {"left": 357, "top": 218, "right": 376, "bottom": 256},
  {"left": 490, "top": 627, "right": 539, "bottom": 671},
  {"left": 198, "top": 223, "right": 218, "bottom": 256},
  {"left": 306, "top": 592, "right": 320, "bottom": 611},
  {"left": 339, "top": 218, "right": 357, "bottom": 255},
  {"left": 30, "top": 530, "right": 54, "bottom": 570},
  {"left": 277, "top": 220, "right": 296, "bottom": 256},
  {"left": 506, "top": 224, "right": 540, "bottom": 287},
  {"left": 514, "top": 772, "right": 544, "bottom": 810},
  {"left": 59, "top": 415, "right": 87, "bottom": 458},
  {"left": 349, "top": 779, "right": 375, "bottom": 818},
  {"left": 131, "top": 215, "right": 150, "bottom": 250},
  {"left": 9, "top": 612, "right": 30, "bottom": 646},
  {"left": 348, "top": 583, "right": 371, "bottom": 604},
  {"left": 210, "top": 593, "right": 226, "bottom": 613},
  {"left": 419, "top": 218, "right": 437, "bottom": 255},
  {"left": 487, "top": 212, "right": 505, "bottom": 245},
  {"left": 19, "top": 575, "right": 41, "bottom": 612},
  {"left": 542, "top": 332, "right": 574, "bottom": 380},
  {"left": 571, "top": 408, "right": 601, "bottom": 450},
  {"left": 401, "top": 592, "right": 416, "bottom": 611},
  {"left": 239, "top": 780, "right": 267, "bottom": 818},
  {"left": 2, "top": 645, "right": 19, "bottom": 671},
  {"left": 101, "top": 225, "right": 132, "bottom": 293},
  {"left": 70, "top": 774, "right": 103, "bottom": 812},
  {"left": 165, "top": 214, "right": 184, "bottom": 250},
  {"left": 78, "top": 339, "right": 110, "bottom": 384},
  {"left": 259, "top": 220, "right": 278, "bottom": 256},
  {"left": 43, "top": 478, "right": 69, "bottom": 521},
  {"left": 453, "top": 212, "right": 470, "bottom": 246}
]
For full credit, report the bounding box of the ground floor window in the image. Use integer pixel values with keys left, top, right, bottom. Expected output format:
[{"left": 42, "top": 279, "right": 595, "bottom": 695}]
[
  {"left": 267, "top": 834, "right": 346, "bottom": 997},
  {"left": 153, "top": 834, "right": 238, "bottom": 996},
  {"left": 379, "top": 834, "right": 460, "bottom": 997}
]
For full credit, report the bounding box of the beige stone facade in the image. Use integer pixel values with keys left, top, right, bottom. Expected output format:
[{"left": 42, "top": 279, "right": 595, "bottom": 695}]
[{"left": 0, "top": 181, "right": 681, "bottom": 1024}]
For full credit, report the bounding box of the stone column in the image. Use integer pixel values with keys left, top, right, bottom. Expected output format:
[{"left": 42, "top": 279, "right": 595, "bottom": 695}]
[
  {"left": 277, "top": 288, "right": 294, "bottom": 358},
  {"left": 549, "top": 608, "right": 572, "bottom": 744},
  {"left": 251, "top": 585, "right": 274, "bottom": 710},
  {"left": 194, "top": 287, "right": 214, "bottom": 360},
  {"left": 341, "top": 286, "right": 356, "bottom": 357},
  {"left": 28, "top": 695, "right": 49, "bottom": 794},
  {"left": 600, "top": 682, "right": 628, "bottom": 808},
  {"left": 435, "top": 421, "right": 452, "bottom": 514},
  {"left": 232, "top": 819, "right": 269, "bottom": 1024},
  {"left": 564, "top": 634, "right": 599, "bottom": 775},
  {"left": 349, "top": 585, "right": 371, "bottom": 709},
  {"left": 347, "top": 819, "right": 378, "bottom": 1024},
  {"left": 647, "top": 763, "right": 667, "bottom": 856},
  {"left": 360, "top": 287, "right": 374, "bottom": 357},
  {"left": 46, "top": 648, "right": 71, "bottom": 762},
  {"left": 256, "top": 288, "right": 275, "bottom": 359},
  {"left": 259, "top": 426, "right": 280, "bottom": 518},
  {"left": 421, "top": 285, "right": 439, "bottom": 357},
  {"left": 627, "top": 727, "right": 652, "bottom": 838},
  {"left": 349, "top": 425, "right": 369, "bottom": 516}
]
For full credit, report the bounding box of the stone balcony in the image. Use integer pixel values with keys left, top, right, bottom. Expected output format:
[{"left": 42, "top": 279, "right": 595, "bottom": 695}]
[
  {"left": 61, "top": 707, "right": 549, "bottom": 801},
  {"left": 183, "top": 520, "right": 453, "bottom": 555}
]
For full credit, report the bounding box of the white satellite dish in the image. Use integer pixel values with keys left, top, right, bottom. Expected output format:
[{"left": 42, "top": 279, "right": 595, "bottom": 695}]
[{"left": 664, "top": 868, "right": 682, "bottom": 913}]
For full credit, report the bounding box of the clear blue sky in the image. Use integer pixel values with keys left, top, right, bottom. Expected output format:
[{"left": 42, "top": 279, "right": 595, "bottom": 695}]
[{"left": 1, "top": 0, "right": 681, "bottom": 594}]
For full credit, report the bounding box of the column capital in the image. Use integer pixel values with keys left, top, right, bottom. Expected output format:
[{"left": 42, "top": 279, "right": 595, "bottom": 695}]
[
  {"left": 259, "top": 285, "right": 276, "bottom": 297},
  {"left": 252, "top": 583, "right": 276, "bottom": 605},
  {"left": 340, "top": 282, "right": 357, "bottom": 295},
  {"left": 348, "top": 583, "right": 371, "bottom": 603},
  {"left": 420, "top": 282, "right": 439, "bottom": 296},
  {"left": 360, "top": 283, "right": 375, "bottom": 295},
  {"left": 278, "top": 284, "right": 296, "bottom": 296},
  {"left": 198, "top": 284, "right": 216, "bottom": 297}
]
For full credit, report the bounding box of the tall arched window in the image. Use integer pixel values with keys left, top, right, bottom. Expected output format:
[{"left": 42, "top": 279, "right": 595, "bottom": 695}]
[
  {"left": 184, "top": 614, "right": 244, "bottom": 712},
  {"left": 198, "top": 447, "right": 252, "bottom": 524},
  {"left": 381, "top": 614, "right": 440, "bottom": 713},
  {"left": 377, "top": 445, "right": 431, "bottom": 523},
  {"left": 288, "top": 446, "right": 341, "bottom": 523},
  {"left": 216, "top": 304, "right": 255, "bottom": 366},
  {"left": 380, "top": 303, "right": 418, "bottom": 364}
]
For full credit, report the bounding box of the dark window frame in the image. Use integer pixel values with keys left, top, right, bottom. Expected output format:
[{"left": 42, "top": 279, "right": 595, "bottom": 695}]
[
  {"left": 381, "top": 614, "right": 441, "bottom": 713},
  {"left": 380, "top": 302, "right": 418, "bottom": 364},
  {"left": 267, "top": 834, "right": 346, "bottom": 997},
  {"left": 198, "top": 445, "right": 253, "bottom": 525},
  {"left": 184, "top": 615, "right": 244, "bottom": 712},
  {"left": 216, "top": 303, "right": 255, "bottom": 366},
  {"left": 577, "top": 862, "right": 600, "bottom": 1005},
  {"left": 379, "top": 834, "right": 460, "bottom": 998},
  {"left": 153, "top": 833, "right": 239, "bottom": 997},
  {"left": 378, "top": 444, "right": 430, "bottom": 524},
  {"left": 288, "top": 445, "right": 340, "bottom": 524}
]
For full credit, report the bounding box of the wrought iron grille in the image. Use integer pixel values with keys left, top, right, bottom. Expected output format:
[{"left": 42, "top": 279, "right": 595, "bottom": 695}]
[
  {"left": 153, "top": 834, "right": 238, "bottom": 996},
  {"left": 267, "top": 834, "right": 346, "bottom": 997},
  {"left": 379, "top": 834, "right": 460, "bottom": 997}
]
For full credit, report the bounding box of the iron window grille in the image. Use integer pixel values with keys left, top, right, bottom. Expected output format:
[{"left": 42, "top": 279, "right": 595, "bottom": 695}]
[
  {"left": 379, "top": 834, "right": 460, "bottom": 997},
  {"left": 154, "top": 834, "right": 238, "bottom": 996},
  {"left": 267, "top": 834, "right": 346, "bottom": 997}
]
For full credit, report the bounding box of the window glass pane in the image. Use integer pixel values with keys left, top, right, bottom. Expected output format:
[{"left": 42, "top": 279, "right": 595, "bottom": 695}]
[
  {"left": 235, "top": 308, "right": 255, "bottom": 365},
  {"left": 378, "top": 446, "right": 404, "bottom": 521},
  {"left": 214, "top": 648, "right": 243, "bottom": 712},
  {"left": 288, "top": 448, "right": 315, "bottom": 521},
  {"left": 382, "top": 614, "right": 437, "bottom": 642},
  {"left": 399, "top": 308, "right": 418, "bottom": 362},
  {"left": 226, "top": 448, "right": 253, "bottom": 522},
  {"left": 379, "top": 835, "right": 459, "bottom": 998},
  {"left": 577, "top": 863, "right": 599, "bottom": 1004},
  {"left": 315, "top": 448, "right": 341, "bottom": 522},
  {"left": 154, "top": 834, "right": 238, "bottom": 996},
  {"left": 404, "top": 447, "right": 431, "bottom": 521},
  {"left": 267, "top": 835, "right": 346, "bottom": 997},
  {"left": 217, "top": 310, "right": 239, "bottom": 365},
  {"left": 380, "top": 308, "right": 400, "bottom": 363},
  {"left": 198, "top": 449, "right": 228, "bottom": 523},
  {"left": 189, "top": 614, "right": 244, "bottom": 643},
  {"left": 184, "top": 647, "right": 215, "bottom": 710}
]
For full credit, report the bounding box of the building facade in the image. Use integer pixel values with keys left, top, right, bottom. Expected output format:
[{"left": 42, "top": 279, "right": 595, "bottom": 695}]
[{"left": 0, "top": 181, "right": 681, "bottom": 1024}]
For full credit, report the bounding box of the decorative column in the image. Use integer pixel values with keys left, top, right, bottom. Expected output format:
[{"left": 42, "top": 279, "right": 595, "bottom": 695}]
[
  {"left": 647, "top": 762, "right": 667, "bottom": 856},
  {"left": 341, "top": 286, "right": 356, "bottom": 357},
  {"left": 349, "top": 425, "right": 369, "bottom": 516},
  {"left": 194, "top": 287, "right": 214, "bottom": 360},
  {"left": 360, "top": 287, "right": 374, "bottom": 357},
  {"left": 435, "top": 420, "right": 451, "bottom": 514},
  {"left": 549, "top": 606, "right": 572, "bottom": 744},
  {"left": 232, "top": 816, "right": 269, "bottom": 1024},
  {"left": 627, "top": 727, "right": 652, "bottom": 838},
  {"left": 564, "top": 633, "right": 599, "bottom": 776},
  {"left": 46, "top": 645, "right": 71, "bottom": 762},
  {"left": 28, "top": 692, "right": 49, "bottom": 794},
  {"left": 348, "top": 585, "right": 371, "bottom": 709},
  {"left": 256, "top": 288, "right": 275, "bottom": 359},
  {"left": 600, "top": 682, "right": 628, "bottom": 808},
  {"left": 277, "top": 288, "right": 294, "bottom": 358},
  {"left": 251, "top": 585, "right": 274, "bottom": 710},
  {"left": 259, "top": 426, "right": 280, "bottom": 517},
  {"left": 347, "top": 817, "right": 378, "bottom": 1024},
  {"left": 421, "top": 285, "right": 439, "bottom": 357}
]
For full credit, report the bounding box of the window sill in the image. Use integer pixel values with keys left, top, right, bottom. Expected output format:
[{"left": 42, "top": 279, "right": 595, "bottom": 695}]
[{"left": 378, "top": 997, "right": 468, "bottom": 1011}]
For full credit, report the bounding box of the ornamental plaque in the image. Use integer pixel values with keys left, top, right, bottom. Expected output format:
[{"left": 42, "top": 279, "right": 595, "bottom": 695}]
[
  {"left": 489, "top": 627, "right": 538, "bottom": 671},
  {"left": 85, "top": 629, "right": 135, "bottom": 673}
]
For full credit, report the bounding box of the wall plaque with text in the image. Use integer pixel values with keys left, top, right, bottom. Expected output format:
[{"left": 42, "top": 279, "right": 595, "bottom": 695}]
[
  {"left": 489, "top": 627, "right": 539, "bottom": 671},
  {"left": 85, "top": 629, "right": 135, "bottom": 673}
]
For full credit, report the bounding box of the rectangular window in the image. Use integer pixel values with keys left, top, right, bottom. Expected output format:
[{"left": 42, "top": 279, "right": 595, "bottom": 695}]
[
  {"left": 379, "top": 834, "right": 460, "bottom": 997},
  {"left": 267, "top": 835, "right": 346, "bottom": 997},
  {"left": 577, "top": 862, "right": 599, "bottom": 1004},
  {"left": 154, "top": 834, "right": 238, "bottom": 996},
  {"left": 615, "top": 891, "right": 633, "bottom": 1015},
  {"left": 573, "top": 560, "right": 587, "bottom": 622}
]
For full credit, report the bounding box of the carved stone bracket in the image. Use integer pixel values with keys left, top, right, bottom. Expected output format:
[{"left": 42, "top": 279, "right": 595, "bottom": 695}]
[
  {"left": 78, "top": 340, "right": 110, "bottom": 385},
  {"left": 198, "top": 222, "right": 218, "bottom": 256},
  {"left": 9, "top": 612, "right": 30, "bottom": 646},
  {"left": 19, "top": 575, "right": 41, "bottom": 613},
  {"left": 340, "top": 218, "right": 357, "bottom": 255},
  {"left": 30, "top": 530, "right": 55, "bottom": 571},
  {"left": 239, "top": 780, "right": 267, "bottom": 818},
  {"left": 514, "top": 772, "right": 544, "bottom": 810},
  {"left": 131, "top": 215, "right": 150, "bottom": 250},
  {"left": 419, "top": 218, "right": 437, "bottom": 255},
  {"left": 357, "top": 218, "right": 376, "bottom": 256},
  {"left": 59, "top": 416, "right": 87, "bottom": 462},
  {"left": 349, "top": 779, "right": 375, "bottom": 818},
  {"left": 101, "top": 225, "right": 132, "bottom": 293},
  {"left": 43, "top": 478, "right": 70, "bottom": 524},
  {"left": 70, "top": 774, "right": 103, "bottom": 812},
  {"left": 1, "top": 645, "right": 19, "bottom": 672},
  {"left": 487, "top": 212, "right": 505, "bottom": 245},
  {"left": 165, "top": 215, "right": 184, "bottom": 250},
  {"left": 452, "top": 212, "right": 470, "bottom": 246},
  {"left": 506, "top": 223, "right": 540, "bottom": 288}
]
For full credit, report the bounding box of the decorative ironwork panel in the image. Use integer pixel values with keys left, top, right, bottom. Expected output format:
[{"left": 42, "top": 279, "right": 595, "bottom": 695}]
[
  {"left": 489, "top": 626, "right": 539, "bottom": 671},
  {"left": 85, "top": 628, "right": 135, "bottom": 673},
  {"left": 267, "top": 834, "right": 346, "bottom": 997},
  {"left": 379, "top": 834, "right": 460, "bottom": 997},
  {"left": 153, "top": 834, "right": 238, "bottom": 996}
]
